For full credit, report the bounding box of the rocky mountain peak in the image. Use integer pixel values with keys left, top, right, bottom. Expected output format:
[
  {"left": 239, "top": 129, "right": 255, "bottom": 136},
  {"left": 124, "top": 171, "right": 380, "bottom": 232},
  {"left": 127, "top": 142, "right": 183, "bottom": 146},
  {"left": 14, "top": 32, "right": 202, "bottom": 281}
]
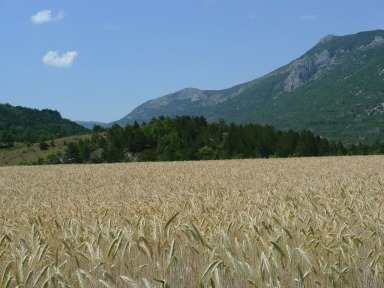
[{"left": 284, "top": 49, "right": 332, "bottom": 92}]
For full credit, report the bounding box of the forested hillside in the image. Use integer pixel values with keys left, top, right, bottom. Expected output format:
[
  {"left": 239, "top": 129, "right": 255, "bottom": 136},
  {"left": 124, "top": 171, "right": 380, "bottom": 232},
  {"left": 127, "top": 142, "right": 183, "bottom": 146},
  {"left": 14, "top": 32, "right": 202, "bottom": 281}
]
[
  {"left": 0, "top": 103, "right": 88, "bottom": 147},
  {"left": 41, "top": 116, "right": 383, "bottom": 165}
]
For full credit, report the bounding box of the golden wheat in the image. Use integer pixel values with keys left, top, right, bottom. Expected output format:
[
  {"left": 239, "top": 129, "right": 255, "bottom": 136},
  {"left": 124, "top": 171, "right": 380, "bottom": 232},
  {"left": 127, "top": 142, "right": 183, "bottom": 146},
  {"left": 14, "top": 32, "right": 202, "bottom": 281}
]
[{"left": 0, "top": 156, "right": 383, "bottom": 287}]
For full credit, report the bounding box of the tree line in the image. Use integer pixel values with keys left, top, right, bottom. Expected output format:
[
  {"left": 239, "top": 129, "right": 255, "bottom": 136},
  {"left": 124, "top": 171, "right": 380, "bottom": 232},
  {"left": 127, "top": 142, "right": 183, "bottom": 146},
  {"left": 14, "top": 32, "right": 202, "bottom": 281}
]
[{"left": 42, "top": 116, "right": 384, "bottom": 164}]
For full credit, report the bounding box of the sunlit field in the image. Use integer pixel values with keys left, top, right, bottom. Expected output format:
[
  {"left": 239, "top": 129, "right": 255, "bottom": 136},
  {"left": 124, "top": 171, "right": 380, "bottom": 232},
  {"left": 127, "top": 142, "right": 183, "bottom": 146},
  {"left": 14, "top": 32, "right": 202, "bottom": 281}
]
[{"left": 1, "top": 156, "right": 383, "bottom": 287}]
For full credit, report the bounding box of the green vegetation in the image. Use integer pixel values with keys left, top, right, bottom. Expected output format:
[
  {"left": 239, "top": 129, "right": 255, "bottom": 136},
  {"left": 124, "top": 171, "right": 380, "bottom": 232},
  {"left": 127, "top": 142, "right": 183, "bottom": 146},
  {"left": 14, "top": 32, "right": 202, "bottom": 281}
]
[
  {"left": 0, "top": 134, "right": 91, "bottom": 166},
  {"left": 0, "top": 103, "right": 88, "bottom": 148},
  {"left": 4, "top": 115, "right": 380, "bottom": 166}
]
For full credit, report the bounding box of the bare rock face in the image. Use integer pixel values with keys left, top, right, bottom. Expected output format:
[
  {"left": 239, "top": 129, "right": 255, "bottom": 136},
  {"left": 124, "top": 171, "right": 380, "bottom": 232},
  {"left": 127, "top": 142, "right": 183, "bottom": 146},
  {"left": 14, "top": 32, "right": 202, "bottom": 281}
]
[
  {"left": 359, "top": 36, "right": 384, "bottom": 50},
  {"left": 284, "top": 56, "right": 315, "bottom": 92},
  {"left": 175, "top": 88, "right": 208, "bottom": 102},
  {"left": 284, "top": 50, "right": 332, "bottom": 92}
]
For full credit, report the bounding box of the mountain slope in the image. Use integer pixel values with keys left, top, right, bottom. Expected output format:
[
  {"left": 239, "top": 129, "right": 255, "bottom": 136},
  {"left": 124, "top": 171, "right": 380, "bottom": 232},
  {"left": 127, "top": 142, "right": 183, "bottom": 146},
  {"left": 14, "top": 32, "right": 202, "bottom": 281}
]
[
  {"left": 0, "top": 103, "right": 88, "bottom": 145},
  {"left": 116, "top": 30, "right": 384, "bottom": 144}
]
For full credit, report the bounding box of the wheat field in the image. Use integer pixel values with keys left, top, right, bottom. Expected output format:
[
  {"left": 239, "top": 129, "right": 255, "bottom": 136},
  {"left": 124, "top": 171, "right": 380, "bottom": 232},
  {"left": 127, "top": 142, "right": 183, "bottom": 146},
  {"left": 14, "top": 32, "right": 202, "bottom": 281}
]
[{"left": 0, "top": 156, "right": 383, "bottom": 287}]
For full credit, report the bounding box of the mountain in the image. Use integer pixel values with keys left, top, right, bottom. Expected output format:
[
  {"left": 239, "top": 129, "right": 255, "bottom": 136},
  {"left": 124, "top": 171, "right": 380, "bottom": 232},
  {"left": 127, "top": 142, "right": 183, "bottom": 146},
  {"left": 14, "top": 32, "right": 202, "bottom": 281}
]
[
  {"left": 75, "top": 120, "right": 107, "bottom": 129},
  {"left": 115, "top": 30, "right": 384, "bottom": 144},
  {"left": 0, "top": 103, "right": 88, "bottom": 145}
]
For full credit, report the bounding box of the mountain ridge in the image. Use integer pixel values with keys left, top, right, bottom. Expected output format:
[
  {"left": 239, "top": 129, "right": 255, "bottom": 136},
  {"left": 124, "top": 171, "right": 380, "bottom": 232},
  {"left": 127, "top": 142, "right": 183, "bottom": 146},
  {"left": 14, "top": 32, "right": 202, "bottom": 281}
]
[{"left": 91, "top": 29, "right": 384, "bottom": 144}]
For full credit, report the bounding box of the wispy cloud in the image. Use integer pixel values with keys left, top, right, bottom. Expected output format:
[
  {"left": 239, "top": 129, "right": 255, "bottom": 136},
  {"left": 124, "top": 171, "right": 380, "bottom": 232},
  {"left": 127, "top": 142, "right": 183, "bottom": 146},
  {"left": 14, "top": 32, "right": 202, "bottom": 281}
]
[
  {"left": 42, "top": 51, "right": 78, "bottom": 68},
  {"left": 299, "top": 15, "right": 323, "bottom": 21},
  {"left": 31, "top": 10, "right": 64, "bottom": 24}
]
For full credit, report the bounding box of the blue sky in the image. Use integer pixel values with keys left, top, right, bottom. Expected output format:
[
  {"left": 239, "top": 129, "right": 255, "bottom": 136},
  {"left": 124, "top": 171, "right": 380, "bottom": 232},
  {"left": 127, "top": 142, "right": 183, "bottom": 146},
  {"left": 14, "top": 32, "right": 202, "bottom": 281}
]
[{"left": 1, "top": 0, "right": 383, "bottom": 123}]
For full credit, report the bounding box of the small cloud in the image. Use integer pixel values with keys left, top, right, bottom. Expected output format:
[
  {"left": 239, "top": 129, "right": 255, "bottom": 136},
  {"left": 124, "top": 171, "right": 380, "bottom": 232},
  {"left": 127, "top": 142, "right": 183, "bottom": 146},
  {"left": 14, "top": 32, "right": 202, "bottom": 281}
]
[
  {"left": 31, "top": 10, "right": 64, "bottom": 24},
  {"left": 42, "top": 51, "right": 78, "bottom": 68}
]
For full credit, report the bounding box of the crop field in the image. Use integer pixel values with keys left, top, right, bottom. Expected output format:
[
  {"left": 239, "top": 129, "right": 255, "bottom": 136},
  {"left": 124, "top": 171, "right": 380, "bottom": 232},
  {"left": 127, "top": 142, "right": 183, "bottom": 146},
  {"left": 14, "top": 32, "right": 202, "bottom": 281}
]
[{"left": 0, "top": 156, "right": 384, "bottom": 287}]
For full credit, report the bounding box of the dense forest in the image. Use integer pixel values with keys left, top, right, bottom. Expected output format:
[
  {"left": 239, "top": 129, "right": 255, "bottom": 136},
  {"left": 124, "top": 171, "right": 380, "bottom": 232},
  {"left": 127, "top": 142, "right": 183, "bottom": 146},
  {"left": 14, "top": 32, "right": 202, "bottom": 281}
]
[
  {"left": 0, "top": 103, "right": 87, "bottom": 147},
  {"left": 41, "top": 116, "right": 384, "bottom": 164}
]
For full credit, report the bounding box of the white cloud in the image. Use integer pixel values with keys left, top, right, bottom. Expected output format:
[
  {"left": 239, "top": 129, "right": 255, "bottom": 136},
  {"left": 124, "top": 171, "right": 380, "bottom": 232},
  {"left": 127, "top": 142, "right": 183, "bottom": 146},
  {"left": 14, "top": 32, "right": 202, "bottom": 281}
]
[
  {"left": 42, "top": 51, "right": 78, "bottom": 68},
  {"left": 31, "top": 10, "right": 64, "bottom": 24}
]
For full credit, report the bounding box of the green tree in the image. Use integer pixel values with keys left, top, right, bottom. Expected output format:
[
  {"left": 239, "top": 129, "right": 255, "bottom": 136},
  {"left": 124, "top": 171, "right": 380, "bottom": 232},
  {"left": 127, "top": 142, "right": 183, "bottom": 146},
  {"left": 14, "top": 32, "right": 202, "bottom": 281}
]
[
  {"left": 39, "top": 140, "right": 49, "bottom": 151},
  {"left": 64, "top": 142, "right": 81, "bottom": 163},
  {"left": 197, "top": 146, "right": 216, "bottom": 160},
  {"left": 0, "top": 131, "right": 14, "bottom": 148}
]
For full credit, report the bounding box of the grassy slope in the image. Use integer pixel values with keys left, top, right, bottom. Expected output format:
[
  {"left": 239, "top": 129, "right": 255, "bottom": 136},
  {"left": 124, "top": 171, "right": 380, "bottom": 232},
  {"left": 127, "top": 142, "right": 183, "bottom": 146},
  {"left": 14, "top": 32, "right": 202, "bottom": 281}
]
[{"left": 0, "top": 134, "right": 91, "bottom": 166}]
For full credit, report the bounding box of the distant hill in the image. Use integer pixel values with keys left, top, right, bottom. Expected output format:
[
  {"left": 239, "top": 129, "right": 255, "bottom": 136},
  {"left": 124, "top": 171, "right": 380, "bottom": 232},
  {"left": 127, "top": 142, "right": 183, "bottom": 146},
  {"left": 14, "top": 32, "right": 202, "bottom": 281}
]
[
  {"left": 75, "top": 120, "right": 107, "bottom": 129},
  {"left": 114, "top": 30, "right": 384, "bottom": 144},
  {"left": 0, "top": 103, "right": 88, "bottom": 146}
]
